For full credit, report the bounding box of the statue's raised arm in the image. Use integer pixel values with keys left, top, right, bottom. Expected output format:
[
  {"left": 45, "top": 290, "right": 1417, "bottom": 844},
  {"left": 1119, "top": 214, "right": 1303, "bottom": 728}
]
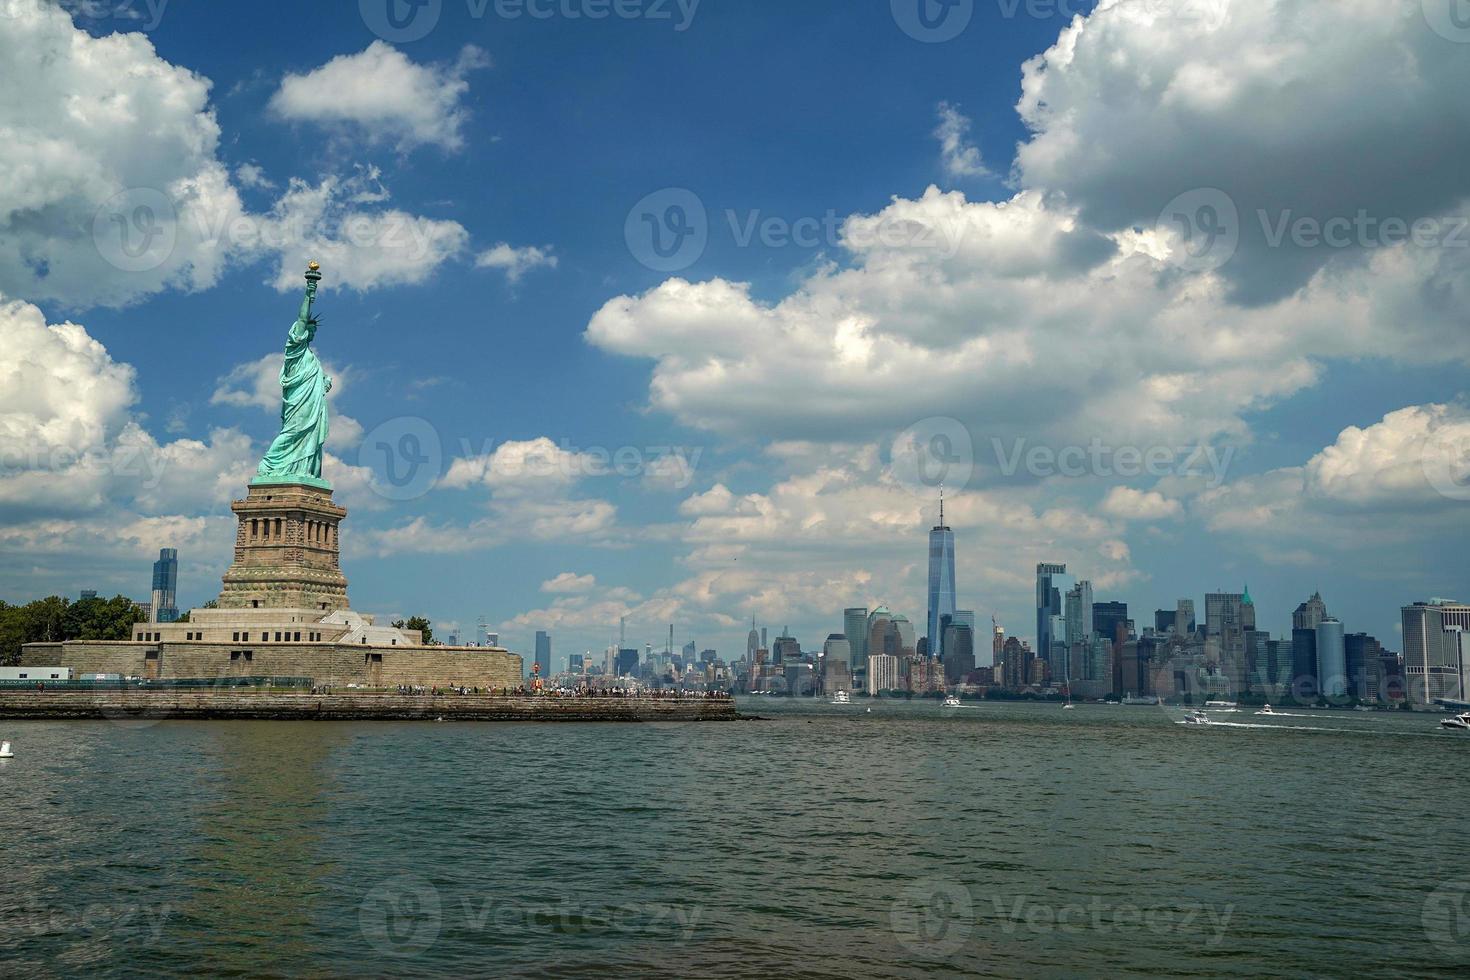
[
  {"left": 298, "top": 269, "right": 319, "bottom": 325},
  {"left": 253, "top": 262, "right": 333, "bottom": 489}
]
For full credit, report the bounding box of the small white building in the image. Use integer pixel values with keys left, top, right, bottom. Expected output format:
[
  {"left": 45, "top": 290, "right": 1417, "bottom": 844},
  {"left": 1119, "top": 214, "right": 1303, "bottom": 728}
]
[{"left": 0, "top": 666, "right": 74, "bottom": 682}]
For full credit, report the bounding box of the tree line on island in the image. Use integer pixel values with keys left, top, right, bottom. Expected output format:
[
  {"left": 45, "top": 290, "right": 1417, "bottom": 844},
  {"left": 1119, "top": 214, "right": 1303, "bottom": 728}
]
[
  {"left": 0, "top": 597, "right": 439, "bottom": 665},
  {"left": 0, "top": 594, "right": 148, "bottom": 665}
]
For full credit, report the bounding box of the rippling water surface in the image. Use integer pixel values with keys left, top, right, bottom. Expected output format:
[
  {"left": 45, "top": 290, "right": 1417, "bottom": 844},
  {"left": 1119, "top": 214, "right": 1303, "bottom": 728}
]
[{"left": 1, "top": 700, "right": 1467, "bottom": 977}]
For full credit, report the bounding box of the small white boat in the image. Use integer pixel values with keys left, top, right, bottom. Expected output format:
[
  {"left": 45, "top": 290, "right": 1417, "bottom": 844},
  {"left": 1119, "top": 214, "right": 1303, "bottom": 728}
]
[
  {"left": 0, "top": 741, "right": 12, "bottom": 758},
  {"left": 1255, "top": 704, "right": 1278, "bottom": 716},
  {"left": 1440, "top": 712, "right": 1470, "bottom": 731},
  {"left": 942, "top": 695, "right": 967, "bottom": 708},
  {"left": 830, "top": 690, "right": 852, "bottom": 705},
  {"left": 1062, "top": 701, "right": 1075, "bottom": 710},
  {"left": 1180, "top": 711, "right": 1210, "bottom": 725}
]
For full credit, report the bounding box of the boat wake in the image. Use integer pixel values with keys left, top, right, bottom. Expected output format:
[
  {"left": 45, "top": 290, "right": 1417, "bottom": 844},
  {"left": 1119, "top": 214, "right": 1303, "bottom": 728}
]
[{"left": 1202, "top": 720, "right": 1343, "bottom": 733}]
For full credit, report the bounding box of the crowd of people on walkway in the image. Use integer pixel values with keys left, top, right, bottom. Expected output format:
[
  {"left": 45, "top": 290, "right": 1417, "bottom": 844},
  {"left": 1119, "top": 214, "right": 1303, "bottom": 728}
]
[{"left": 379, "top": 684, "right": 731, "bottom": 699}]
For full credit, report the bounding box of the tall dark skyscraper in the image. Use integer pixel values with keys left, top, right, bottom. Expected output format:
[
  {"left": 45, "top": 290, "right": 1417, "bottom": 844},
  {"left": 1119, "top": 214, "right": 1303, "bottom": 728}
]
[
  {"left": 616, "top": 648, "right": 639, "bottom": 678},
  {"left": 1291, "top": 626, "right": 1318, "bottom": 694},
  {"left": 844, "top": 607, "right": 868, "bottom": 671},
  {"left": 150, "top": 547, "right": 179, "bottom": 623},
  {"left": 534, "top": 630, "right": 552, "bottom": 677},
  {"left": 1036, "top": 562, "right": 1066, "bottom": 667},
  {"left": 772, "top": 629, "right": 800, "bottom": 666},
  {"left": 1093, "top": 602, "right": 1129, "bottom": 646},
  {"left": 926, "top": 491, "right": 956, "bottom": 659}
]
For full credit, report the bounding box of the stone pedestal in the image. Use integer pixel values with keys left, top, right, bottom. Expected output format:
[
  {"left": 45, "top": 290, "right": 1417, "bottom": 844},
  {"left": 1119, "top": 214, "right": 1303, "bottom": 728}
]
[{"left": 217, "top": 482, "right": 349, "bottom": 612}]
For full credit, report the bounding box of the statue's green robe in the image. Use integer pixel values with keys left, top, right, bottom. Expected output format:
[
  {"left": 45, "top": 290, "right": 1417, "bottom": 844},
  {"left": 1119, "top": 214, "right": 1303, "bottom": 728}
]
[{"left": 257, "top": 315, "right": 329, "bottom": 480}]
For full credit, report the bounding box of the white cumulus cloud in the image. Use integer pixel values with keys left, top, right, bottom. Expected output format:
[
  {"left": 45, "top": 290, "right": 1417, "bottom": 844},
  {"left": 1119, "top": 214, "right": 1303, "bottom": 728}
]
[
  {"left": 269, "top": 43, "right": 491, "bottom": 152},
  {"left": 934, "top": 102, "right": 990, "bottom": 179},
  {"left": 475, "top": 243, "right": 558, "bottom": 283}
]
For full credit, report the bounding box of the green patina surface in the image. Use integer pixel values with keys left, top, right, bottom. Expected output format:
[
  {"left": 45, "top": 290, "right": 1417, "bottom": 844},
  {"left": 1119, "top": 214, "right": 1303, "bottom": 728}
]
[{"left": 256, "top": 266, "right": 333, "bottom": 489}]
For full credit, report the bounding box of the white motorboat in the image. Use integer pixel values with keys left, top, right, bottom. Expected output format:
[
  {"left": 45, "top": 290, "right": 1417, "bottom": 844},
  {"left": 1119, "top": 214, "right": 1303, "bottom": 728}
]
[
  {"left": 1062, "top": 701, "right": 1075, "bottom": 710},
  {"left": 0, "top": 741, "right": 12, "bottom": 758},
  {"left": 1255, "top": 704, "right": 1278, "bottom": 716},
  {"left": 830, "top": 690, "right": 852, "bottom": 705},
  {"left": 1439, "top": 712, "right": 1470, "bottom": 731},
  {"left": 1180, "top": 710, "right": 1211, "bottom": 725},
  {"left": 942, "top": 695, "right": 963, "bottom": 708}
]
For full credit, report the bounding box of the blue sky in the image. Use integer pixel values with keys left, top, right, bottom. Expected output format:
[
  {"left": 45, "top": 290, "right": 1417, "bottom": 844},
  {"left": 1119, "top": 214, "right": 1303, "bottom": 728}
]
[{"left": 2, "top": 0, "right": 1468, "bottom": 667}]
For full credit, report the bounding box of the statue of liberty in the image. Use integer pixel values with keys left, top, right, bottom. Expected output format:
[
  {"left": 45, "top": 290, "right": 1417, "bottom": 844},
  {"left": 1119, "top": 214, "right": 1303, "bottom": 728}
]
[{"left": 254, "top": 262, "right": 332, "bottom": 488}]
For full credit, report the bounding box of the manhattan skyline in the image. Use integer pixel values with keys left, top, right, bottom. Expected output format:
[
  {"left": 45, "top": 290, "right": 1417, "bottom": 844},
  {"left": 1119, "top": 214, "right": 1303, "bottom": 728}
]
[{"left": 0, "top": 1, "right": 1466, "bottom": 667}]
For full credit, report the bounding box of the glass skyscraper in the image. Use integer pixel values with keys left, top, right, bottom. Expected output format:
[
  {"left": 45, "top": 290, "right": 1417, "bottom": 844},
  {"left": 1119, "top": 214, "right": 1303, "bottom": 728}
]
[
  {"left": 1036, "top": 562, "right": 1067, "bottom": 670},
  {"left": 534, "top": 630, "right": 552, "bottom": 678},
  {"left": 926, "top": 495, "right": 956, "bottom": 659},
  {"left": 150, "top": 547, "right": 179, "bottom": 623},
  {"left": 1315, "top": 618, "right": 1346, "bottom": 699},
  {"left": 843, "top": 607, "right": 868, "bottom": 671}
]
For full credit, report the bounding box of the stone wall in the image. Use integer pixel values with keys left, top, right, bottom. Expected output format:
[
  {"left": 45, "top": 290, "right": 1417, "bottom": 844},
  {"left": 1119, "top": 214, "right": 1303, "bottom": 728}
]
[
  {"left": 0, "top": 690, "right": 738, "bottom": 723},
  {"left": 20, "top": 640, "right": 523, "bottom": 690}
]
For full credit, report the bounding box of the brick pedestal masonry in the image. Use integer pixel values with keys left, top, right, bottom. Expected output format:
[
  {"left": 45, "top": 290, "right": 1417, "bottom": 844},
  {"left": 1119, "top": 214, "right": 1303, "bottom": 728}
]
[{"left": 218, "top": 482, "right": 349, "bottom": 612}]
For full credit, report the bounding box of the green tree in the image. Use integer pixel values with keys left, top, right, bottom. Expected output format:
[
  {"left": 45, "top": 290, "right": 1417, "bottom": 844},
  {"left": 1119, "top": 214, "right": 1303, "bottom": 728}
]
[
  {"left": 0, "top": 602, "right": 25, "bottom": 666},
  {"left": 0, "top": 594, "right": 146, "bottom": 666},
  {"left": 24, "top": 596, "right": 68, "bottom": 645},
  {"left": 63, "top": 594, "right": 143, "bottom": 640}
]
